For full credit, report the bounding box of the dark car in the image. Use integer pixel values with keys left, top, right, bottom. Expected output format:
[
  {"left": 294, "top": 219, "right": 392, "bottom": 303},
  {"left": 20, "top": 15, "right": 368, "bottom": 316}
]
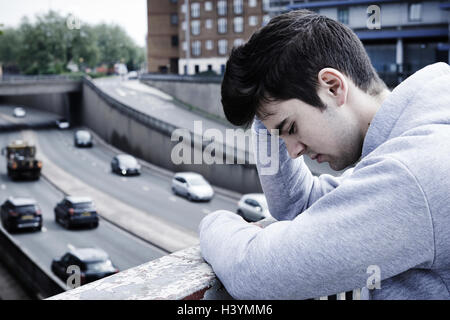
[
  {"left": 74, "top": 130, "right": 93, "bottom": 148},
  {"left": 51, "top": 247, "right": 119, "bottom": 286},
  {"left": 0, "top": 197, "right": 42, "bottom": 232},
  {"left": 54, "top": 196, "right": 99, "bottom": 229},
  {"left": 111, "top": 154, "right": 141, "bottom": 176}
]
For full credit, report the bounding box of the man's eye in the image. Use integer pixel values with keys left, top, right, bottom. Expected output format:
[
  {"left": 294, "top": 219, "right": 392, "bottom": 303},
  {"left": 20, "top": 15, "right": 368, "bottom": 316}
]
[{"left": 288, "top": 123, "right": 295, "bottom": 135}]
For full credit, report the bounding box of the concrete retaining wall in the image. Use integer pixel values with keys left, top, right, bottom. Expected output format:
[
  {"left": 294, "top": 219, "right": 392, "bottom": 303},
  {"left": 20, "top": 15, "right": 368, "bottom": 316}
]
[
  {"left": 0, "top": 229, "right": 66, "bottom": 299},
  {"left": 140, "top": 74, "right": 226, "bottom": 122},
  {"left": 81, "top": 78, "right": 262, "bottom": 194}
]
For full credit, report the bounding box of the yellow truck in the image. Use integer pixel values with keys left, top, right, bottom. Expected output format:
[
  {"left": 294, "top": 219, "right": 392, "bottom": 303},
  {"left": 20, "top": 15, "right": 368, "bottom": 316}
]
[{"left": 1, "top": 140, "right": 42, "bottom": 180}]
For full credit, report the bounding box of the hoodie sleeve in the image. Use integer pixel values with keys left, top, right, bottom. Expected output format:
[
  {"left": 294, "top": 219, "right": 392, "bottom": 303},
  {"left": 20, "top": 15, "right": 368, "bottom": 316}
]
[
  {"left": 199, "top": 155, "right": 435, "bottom": 300},
  {"left": 251, "top": 118, "right": 354, "bottom": 221}
]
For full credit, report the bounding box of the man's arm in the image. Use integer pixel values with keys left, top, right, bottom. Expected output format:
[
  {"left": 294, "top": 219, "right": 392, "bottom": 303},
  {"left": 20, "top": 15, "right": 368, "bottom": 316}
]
[
  {"left": 200, "top": 156, "right": 434, "bottom": 299},
  {"left": 252, "top": 118, "right": 353, "bottom": 221}
]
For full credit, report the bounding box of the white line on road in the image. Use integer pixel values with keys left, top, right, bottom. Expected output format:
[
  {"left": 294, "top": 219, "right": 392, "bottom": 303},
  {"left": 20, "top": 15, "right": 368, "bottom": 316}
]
[
  {"left": 202, "top": 209, "right": 211, "bottom": 214},
  {"left": 67, "top": 244, "right": 76, "bottom": 251},
  {"left": 41, "top": 227, "right": 47, "bottom": 233},
  {"left": 0, "top": 184, "right": 5, "bottom": 190},
  {"left": 142, "top": 186, "right": 150, "bottom": 191},
  {"left": 169, "top": 196, "right": 177, "bottom": 202}
]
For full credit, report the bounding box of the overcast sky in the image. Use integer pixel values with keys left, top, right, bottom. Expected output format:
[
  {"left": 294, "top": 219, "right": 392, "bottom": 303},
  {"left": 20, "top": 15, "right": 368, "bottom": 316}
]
[{"left": 0, "top": 0, "right": 148, "bottom": 47}]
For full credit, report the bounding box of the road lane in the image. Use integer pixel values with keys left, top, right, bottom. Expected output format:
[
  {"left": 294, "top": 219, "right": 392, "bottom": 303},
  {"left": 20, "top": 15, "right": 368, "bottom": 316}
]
[
  {"left": 0, "top": 131, "right": 166, "bottom": 291},
  {"left": 35, "top": 128, "right": 238, "bottom": 233}
]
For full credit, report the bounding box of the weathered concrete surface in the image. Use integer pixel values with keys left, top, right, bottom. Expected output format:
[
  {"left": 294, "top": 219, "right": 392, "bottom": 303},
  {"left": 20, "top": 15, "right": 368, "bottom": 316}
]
[{"left": 48, "top": 246, "right": 233, "bottom": 300}]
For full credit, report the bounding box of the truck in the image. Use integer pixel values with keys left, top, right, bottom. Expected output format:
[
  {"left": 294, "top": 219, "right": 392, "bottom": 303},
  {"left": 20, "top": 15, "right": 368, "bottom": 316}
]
[{"left": 1, "top": 140, "right": 42, "bottom": 180}]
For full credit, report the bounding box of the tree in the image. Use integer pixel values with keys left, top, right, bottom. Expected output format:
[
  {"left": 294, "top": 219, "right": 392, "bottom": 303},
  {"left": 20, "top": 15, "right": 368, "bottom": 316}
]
[{"left": 0, "top": 10, "right": 146, "bottom": 75}]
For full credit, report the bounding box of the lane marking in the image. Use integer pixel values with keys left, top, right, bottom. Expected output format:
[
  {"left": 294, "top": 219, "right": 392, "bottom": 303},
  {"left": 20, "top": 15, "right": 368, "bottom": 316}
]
[
  {"left": 202, "top": 209, "right": 211, "bottom": 214},
  {"left": 67, "top": 243, "right": 76, "bottom": 251},
  {"left": 142, "top": 186, "right": 149, "bottom": 191},
  {"left": 41, "top": 227, "right": 47, "bottom": 233},
  {"left": 169, "top": 196, "right": 177, "bottom": 202},
  {"left": 0, "top": 184, "right": 5, "bottom": 190}
]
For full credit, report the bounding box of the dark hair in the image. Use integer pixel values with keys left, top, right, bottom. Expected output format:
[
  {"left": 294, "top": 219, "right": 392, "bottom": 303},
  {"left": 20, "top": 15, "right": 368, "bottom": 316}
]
[{"left": 221, "top": 9, "right": 387, "bottom": 127}]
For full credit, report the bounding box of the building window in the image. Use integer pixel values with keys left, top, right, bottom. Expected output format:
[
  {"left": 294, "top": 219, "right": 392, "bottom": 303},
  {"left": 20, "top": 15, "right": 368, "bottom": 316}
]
[
  {"left": 181, "top": 4, "right": 186, "bottom": 13},
  {"left": 191, "top": 2, "right": 200, "bottom": 18},
  {"left": 182, "top": 21, "right": 186, "bottom": 30},
  {"left": 170, "top": 13, "right": 178, "bottom": 25},
  {"left": 337, "top": 7, "right": 349, "bottom": 25},
  {"left": 171, "top": 35, "right": 179, "bottom": 47},
  {"left": 249, "top": 15, "right": 258, "bottom": 26},
  {"left": 218, "top": 18, "right": 227, "bottom": 34},
  {"left": 206, "top": 40, "right": 213, "bottom": 50},
  {"left": 206, "top": 19, "right": 213, "bottom": 29},
  {"left": 205, "top": 1, "right": 212, "bottom": 11},
  {"left": 182, "top": 41, "right": 187, "bottom": 51},
  {"left": 249, "top": 0, "right": 257, "bottom": 8},
  {"left": 170, "top": 0, "right": 178, "bottom": 4},
  {"left": 218, "top": 1, "right": 227, "bottom": 16},
  {"left": 262, "top": 0, "right": 270, "bottom": 11},
  {"left": 234, "top": 0, "right": 243, "bottom": 14},
  {"left": 192, "top": 40, "right": 201, "bottom": 56},
  {"left": 234, "top": 38, "right": 245, "bottom": 47},
  {"left": 409, "top": 3, "right": 422, "bottom": 21},
  {"left": 191, "top": 20, "right": 201, "bottom": 35},
  {"left": 218, "top": 39, "right": 228, "bottom": 55},
  {"left": 234, "top": 17, "right": 244, "bottom": 33},
  {"left": 262, "top": 15, "right": 270, "bottom": 26}
]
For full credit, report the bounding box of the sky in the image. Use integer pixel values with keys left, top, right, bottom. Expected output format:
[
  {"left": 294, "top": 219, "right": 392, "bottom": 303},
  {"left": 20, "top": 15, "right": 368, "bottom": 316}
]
[{"left": 0, "top": 0, "right": 148, "bottom": 47}]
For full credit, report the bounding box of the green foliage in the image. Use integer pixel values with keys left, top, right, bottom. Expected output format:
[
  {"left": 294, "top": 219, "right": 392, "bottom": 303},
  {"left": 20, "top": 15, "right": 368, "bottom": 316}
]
[{"left": 0, "top": 11, "right": 145, "bottom": 75}]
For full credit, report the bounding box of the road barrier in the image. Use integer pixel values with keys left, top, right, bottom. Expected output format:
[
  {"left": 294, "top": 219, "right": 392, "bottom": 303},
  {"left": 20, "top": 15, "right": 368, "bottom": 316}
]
[{"left": 0, "top": 228, "right": 66, "bottom": 299}]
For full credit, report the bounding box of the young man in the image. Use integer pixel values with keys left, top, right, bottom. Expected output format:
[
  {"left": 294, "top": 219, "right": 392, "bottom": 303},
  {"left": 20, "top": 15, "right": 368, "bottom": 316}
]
[{"left": 199, "top": 10, "right": 450, "bottom": 299}]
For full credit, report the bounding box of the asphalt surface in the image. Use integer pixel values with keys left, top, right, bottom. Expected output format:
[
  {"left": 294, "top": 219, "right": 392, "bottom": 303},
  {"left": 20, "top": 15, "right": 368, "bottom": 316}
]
[{"left": 0, "top": 130, "right": 167, "bottom": 294}]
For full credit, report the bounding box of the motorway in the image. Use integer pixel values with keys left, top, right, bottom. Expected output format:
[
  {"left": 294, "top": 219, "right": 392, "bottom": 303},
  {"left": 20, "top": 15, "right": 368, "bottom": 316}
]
[
  {"left": 0, "top": 105, "right": 242, "bottom": 295},
  {"left": 0, "top": 129, "right": 167, "bottom": 285}
]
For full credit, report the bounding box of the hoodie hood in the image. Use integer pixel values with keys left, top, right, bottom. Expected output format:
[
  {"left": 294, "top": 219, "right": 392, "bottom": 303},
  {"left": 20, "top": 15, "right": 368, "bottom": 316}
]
[{"left": 362, "top": 62, "right": 450, "bottom": 159}]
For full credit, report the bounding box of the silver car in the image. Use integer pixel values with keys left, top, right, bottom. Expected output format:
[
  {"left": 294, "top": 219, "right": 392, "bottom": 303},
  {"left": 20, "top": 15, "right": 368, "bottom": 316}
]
[
  {"left": 237, "top": 193, "right": 271, "bottom": 222},
  {"left": 13, "top": 107, "right": 26, "bottom": 118},
  {"left": 171, "top": 172, "right": 214, "bottom": 201}
]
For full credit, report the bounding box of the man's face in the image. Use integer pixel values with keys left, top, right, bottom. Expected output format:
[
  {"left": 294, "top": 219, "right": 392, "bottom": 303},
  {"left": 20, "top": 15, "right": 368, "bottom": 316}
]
[{"left": 260, "top": 98, "right": 363, "bottom": 171}]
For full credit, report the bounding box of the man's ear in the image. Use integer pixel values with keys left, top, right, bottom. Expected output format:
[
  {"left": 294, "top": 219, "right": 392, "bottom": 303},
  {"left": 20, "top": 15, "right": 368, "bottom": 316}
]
[{"left": 317, "top": 68, "right": 348, "bottom": 107}]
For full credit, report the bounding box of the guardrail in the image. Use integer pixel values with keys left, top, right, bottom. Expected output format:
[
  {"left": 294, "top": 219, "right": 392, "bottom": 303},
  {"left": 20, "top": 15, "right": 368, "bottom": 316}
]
[
  {"left": 139, "top": 73, "right": 223, "bottom": 84},
  {"left": 0, "top": 74, "right": 82, "bottom": 82},
  {"left": 49, "top": 217, "right": 361, "bottom": 300}
]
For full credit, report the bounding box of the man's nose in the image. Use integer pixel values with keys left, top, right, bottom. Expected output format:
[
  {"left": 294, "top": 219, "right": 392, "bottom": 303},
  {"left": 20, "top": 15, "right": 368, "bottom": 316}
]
[{"left": 285, "top": 140, "right": 306, "bottom": 159}]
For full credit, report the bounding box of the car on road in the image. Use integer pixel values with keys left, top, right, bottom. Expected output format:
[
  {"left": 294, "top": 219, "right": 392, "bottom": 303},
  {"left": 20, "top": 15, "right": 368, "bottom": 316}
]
[
  {"left": 74, "top": 130, "right": 93, "bottom": 148},
  {"left": 0, "top": 197, "right": 42, "bottom": 232},
  {"left": 54, "top": 196, "right": 99, "bottom": 229},
  {"left": 13, "top": 107, "right": 26, "bottom": 118},
  {"left": 56, "top": 118, "right": 70, "bottom": 129},
  {"left": 111, "top": 154, "right": 141, "bottom": 176},
  {"left": 171, "top": 172, "right": 214, "bottom": 201},
  {"left": 237, "top": 193, "right": 271, "bottom": 222},
  {"left": 51, "top": 247, "right": 119, "bottom": 286}
]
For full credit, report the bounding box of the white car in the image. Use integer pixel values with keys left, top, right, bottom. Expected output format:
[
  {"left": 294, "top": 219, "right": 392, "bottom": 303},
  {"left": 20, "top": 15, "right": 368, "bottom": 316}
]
[
  {"left": 56, "top": 118, "right": 70, "bottom": 129},
  {"left": 171, "top": 172, "right": 214, "bottom": 201},
  {"left": 237, "top": 193, "right": 272, "bottom": 222},
  {"left": 13, "top": 107, "right": 26, "bottom": 118}
]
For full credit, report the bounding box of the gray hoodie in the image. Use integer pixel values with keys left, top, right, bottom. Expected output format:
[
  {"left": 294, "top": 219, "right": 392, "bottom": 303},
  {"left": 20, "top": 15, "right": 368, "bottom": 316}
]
[{"left": 199, "top": 62, "right": 450, "bottom": 300}]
